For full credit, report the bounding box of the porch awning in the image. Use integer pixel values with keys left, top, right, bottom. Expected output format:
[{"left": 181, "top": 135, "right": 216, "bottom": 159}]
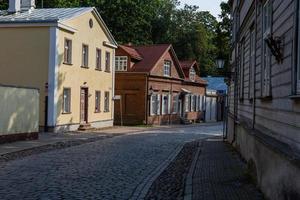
[{"left": 181, "top": 88, "right": 191, "bottom": 94}]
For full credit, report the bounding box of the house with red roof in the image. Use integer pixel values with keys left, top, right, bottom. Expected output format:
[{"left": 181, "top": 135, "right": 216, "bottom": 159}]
[{"left": 114, "top": 44, "right": 207, "bottom": 125}]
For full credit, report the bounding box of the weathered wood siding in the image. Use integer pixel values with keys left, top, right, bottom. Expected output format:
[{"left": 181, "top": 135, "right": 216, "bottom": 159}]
[{"left": 228, "top": 0, "right": 300, "bottom": 151}]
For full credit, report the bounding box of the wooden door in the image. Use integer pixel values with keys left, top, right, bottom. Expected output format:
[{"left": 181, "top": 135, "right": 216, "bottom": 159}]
[{"left": 80, "top": 88, "right": 88, "bottom": 123}]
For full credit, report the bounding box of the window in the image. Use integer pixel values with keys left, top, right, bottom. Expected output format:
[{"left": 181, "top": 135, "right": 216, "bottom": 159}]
[
  {"left": 162, "top": 94, "right": 170, "bottom": 115},
  {"left": 185, "top": 94, "right": 190, "bottom": 112},
  {"left": 196, "top": 95, "right": 199, "bottom": 112},
  {"left": 172, "top": 94, "right": 179, "bottom": 114},
  {"left": 249, "top": 27, "right": 255, "bottom": 99},
  {"left": 262, "top": 0, "right": 272, "bottom": 97},
  {"left": 64, "top": 39, "right": 72, "bottom": 64},
  {"left": 115, "top": 56, "right": 128, "bottom": 71},
  {"left": 190, "top": 68, "right": 196, "bottom": 81},
  {"left": 150, "top": 94, "right": 161, "bottom": 116},
  {"left": 63, "top": 88, "right": 71, "bottom": 113},
  {"left": 96, "top": 49, "right": 102, "bottom": 70},
  {"left": 104, "top": 92, "right": 110, "bottom": 112},
  {"left": 239, "top": 39, "right": 245, "bottom": 100},
  {"left": 191, "top": 95, "right": 195, "bottom": 111},
  {"left": 95, "top": 91, "right": 101, "bottom": 113},
  {"left": 164, "top": 61, "right": 171, "bottom": 76},
  {"left": 82, "top": 44, "right": 89, "bottom": 67},
  {"left": 105, "top": 51, "right": 111, "bottom": 72},
  {"left": 199, "top": 95, "right": 203, "bottom": 111}
]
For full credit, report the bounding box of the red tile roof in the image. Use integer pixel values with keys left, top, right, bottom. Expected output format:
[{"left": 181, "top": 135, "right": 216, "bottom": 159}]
[
  {"left": 130, "top": 44, "right": 171, "bottom": 72},
  {"left": 180, "top": 60, "right": 207, "bottom": 85},
  {"left": 180, "top": 60, "right": 198, "bottom": 78},
  {"left": 119, "top": 45, "right": 143, "bottom": 60}
]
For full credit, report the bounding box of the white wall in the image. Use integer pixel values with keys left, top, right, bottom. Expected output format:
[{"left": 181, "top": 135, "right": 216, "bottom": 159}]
[{"left": 0, "top": 85, "right": 39, "bottom": 135}]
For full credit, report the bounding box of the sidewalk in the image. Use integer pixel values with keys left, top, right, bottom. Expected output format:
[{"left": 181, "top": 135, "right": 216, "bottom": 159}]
[{"left": 185, "top": 137, "right": 264, "bottom": 200}]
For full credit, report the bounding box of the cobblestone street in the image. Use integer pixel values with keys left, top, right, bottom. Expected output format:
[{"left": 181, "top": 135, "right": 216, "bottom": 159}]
[{"left": 0, "top": 124, "right": 222, "bottom": 200}]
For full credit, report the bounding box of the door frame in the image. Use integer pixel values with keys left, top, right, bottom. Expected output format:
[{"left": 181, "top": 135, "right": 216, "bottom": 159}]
[{"left": 80, "top": 87, "right": 89, "bottom": 124}]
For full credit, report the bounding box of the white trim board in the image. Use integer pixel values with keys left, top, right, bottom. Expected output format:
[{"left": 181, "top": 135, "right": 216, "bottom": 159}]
[{"left": 47, "top": 27, "right": 59, "bottom": 127}]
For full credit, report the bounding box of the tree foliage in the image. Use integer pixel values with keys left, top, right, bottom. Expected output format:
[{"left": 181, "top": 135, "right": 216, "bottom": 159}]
[{"left": 0, "top": 0, "right": 231, "bottom": 76}]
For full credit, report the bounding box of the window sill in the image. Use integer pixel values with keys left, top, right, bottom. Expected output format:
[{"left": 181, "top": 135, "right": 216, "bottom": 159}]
[
  {"left": 62, "top": 112, "right": 72, "bottom": 115},
  {"left": 95, "top": 68, "right": 102, "bottom": 71},
  {"left": 81, "top": 66, "right": 89, "bottom": 69},
  {"left": 105, "top": 70, "right": 111, "bottom": 73},
  {"left": 63, "top": 62, "right": 73, "bottom": 66},
  {"left": 95, "top": 111, "right": 101, "bottom": 113},
  {"left": 258, "top": 96, "right": 273, "bottom": 101},
  {"left": 104, "top": 111, "right": 110, "bottom": 113},
  {"left": 289, "top": 95, "right": 300, "bottom": 100}
]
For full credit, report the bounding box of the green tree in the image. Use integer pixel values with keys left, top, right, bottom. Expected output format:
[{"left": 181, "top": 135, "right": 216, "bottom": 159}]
[{"left": 214, "top": 1, "right": 231, "bottom": 76}]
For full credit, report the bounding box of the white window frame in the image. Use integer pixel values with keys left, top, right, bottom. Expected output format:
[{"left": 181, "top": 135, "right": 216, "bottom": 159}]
[
  {"left": 262, "top": 0, "right": 272, "bottom": 97},
  {"left": 164, "top": 61, "right": 171, "bottom": 77},
  {"left": 196, "top": 95, "right": 199, "bottom": 112},
  {"left": 172, "top": 94, "right": 179, "bottom": 114},
  {"left": 63, "top": 88, "right": 71, "bottom": 113},
  {"left": 162, "top": 94, "right": 170, "bottom": 115},
  {"left": 190, "top": 68, "right": 196, "bottom": 82},
  {"left": 150, "top": 94, "right": 161, "bottom": 116},
  {"left": 191, "top": 95, "right": 195, "bottom": 112},
  {"left": 199, "top": 95, "right": 203, "bottom": 111},
  {"left": 150, "top": 94, "right": 157, "bottom": 116},
  {"left": 115, "top": 56, "right": 128, "bottom": 71},
  {"left": 185, "top": 95, "right": 190, "bottom": 112}
]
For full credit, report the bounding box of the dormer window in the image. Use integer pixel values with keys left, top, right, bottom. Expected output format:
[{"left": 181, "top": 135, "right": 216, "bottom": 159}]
[
  {"left": 164, "top": 61, "right": 171, "bottom": 77},
  {"left": 115, "top": 56, "right": 128, "bottom": 71},
  {"left": 190, "top": 68, "right": 196, "bottom": 81}
]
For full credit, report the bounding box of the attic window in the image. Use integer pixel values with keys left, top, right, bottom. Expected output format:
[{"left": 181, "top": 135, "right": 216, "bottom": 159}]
[
  {"left": 164, "top": 61, "right": 171, "bottom": 77},
  {"left": 89, "top": 19, "right": 93, "bottom": 28},
  {"left": 190, "top": 68, "right": 196, "bottom": 81},
  {"left": 115, "top": 56, "right": 128, "bottom": 71}
]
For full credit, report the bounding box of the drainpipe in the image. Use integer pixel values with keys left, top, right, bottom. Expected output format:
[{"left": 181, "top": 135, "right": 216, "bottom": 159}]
[
  {"left": 232, "top": 7, "right": 240, "bottom": 144},
  {"left": 292, "top": 0, "right": 299, "bottom": 95},
  {"left": 145, "top": 75, "right": 149, "bottom": 125},
  {"left": 252, "top": 0, "right": 258, "bottom": 129}
]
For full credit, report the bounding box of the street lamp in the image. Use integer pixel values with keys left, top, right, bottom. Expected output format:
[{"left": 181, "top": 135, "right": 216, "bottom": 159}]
[{"left": 216, "top": 58, "right": 225, "bottom": 69}]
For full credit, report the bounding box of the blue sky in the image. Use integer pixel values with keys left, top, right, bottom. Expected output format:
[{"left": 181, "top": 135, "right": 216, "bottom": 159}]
[{"left": 179, "top": 0, "right": 224, "bottom": 19}]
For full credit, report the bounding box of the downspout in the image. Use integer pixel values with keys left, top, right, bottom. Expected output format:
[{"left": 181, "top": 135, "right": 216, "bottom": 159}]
[
  {"left": 145, "top": 75, "right": 149, "bottom": 125},
  {"left": 111, "top": 49, "right": 115, "bottom": 122},
  {"left": 292, "top": 0, "right": 299, "bottom": 95},
  {"left": 232, "top": 6, "right": 240, "bottom": 144},
  {"left": 252, "top": 0, "right": 258, "bottom": 129}
]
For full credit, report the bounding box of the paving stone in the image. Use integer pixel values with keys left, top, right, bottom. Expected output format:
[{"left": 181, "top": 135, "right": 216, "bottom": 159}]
[{"left": 0, "top": 124, "right": 222, "bottom": 200}]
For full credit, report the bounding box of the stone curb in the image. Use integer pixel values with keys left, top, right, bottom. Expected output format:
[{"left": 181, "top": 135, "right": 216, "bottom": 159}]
[
  {"left": 184, "top": 140, "right": 203, "bottom": 200},
  {"left": 129, "top": 144, "right": 184, "bottom": 200}
]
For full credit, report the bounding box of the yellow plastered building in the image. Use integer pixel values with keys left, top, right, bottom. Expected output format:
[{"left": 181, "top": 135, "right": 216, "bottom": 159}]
[{"left": 0, "top": 4, "right": 118, "bottom": 132}]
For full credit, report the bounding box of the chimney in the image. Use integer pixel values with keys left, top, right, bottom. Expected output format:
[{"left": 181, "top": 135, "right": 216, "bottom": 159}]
[
  {"left": 21, "top": 0, "right": 35, "bottom": 11},
  {"left": 8, "top": 0, "right": 21, "bottom": 13}
]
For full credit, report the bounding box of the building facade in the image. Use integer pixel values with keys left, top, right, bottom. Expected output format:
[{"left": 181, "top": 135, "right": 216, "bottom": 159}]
[
  {"left": 228, "top": 0, "right": 300, "bottom": 199},
  {"left": 0, "top": 1, "right": 117, "bottom": 133},
  {"left": 114, "top": 44, "right": 207, "bottom": 125}
]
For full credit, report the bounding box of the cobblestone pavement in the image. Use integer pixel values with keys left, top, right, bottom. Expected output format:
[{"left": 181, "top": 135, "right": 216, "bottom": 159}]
[
  {"left": 190, "top": 138, "right": 264, "bottom": 200},
  {"left": 0, "top": 123, "right": 222, "bottom": 200}
]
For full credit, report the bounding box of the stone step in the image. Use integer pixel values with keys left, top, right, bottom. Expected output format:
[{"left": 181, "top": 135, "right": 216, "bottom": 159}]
[{"left": 78, "top": 123, "right": 94, "bottom": 131}]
